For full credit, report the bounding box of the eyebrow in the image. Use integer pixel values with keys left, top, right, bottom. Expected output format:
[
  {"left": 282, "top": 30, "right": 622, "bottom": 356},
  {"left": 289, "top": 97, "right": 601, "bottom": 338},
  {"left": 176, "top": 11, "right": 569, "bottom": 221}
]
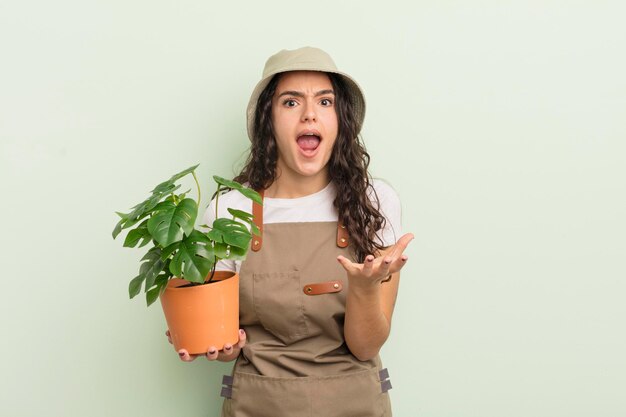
[{"left": 276, "top": 89, "right": 335, "bottom": 98}]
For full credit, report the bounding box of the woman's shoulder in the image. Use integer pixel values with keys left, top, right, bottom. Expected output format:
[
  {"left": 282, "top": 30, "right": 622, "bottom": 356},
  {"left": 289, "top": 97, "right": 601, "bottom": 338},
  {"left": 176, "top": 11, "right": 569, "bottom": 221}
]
[
  {"left": 369, "top": 178, "right": 402, "bottom": 246},
  {"left": 219, "top": 187, "right": 254, "bottom": 211},
  {"left": 369, "top": 178, "right": 401, "bottom": 208}
]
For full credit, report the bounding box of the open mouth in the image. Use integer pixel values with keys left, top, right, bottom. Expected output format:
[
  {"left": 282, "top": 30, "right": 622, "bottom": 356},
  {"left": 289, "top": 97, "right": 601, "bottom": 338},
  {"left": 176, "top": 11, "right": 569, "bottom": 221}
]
[{"left": 296, "top": 132, "right": 321, "bottom": 152}]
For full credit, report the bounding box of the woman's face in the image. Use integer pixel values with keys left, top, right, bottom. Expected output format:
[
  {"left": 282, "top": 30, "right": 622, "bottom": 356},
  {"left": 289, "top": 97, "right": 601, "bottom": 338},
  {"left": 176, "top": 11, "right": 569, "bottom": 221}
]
[{"left": 271, "top": 71, "right": 338, "bottom": 184}]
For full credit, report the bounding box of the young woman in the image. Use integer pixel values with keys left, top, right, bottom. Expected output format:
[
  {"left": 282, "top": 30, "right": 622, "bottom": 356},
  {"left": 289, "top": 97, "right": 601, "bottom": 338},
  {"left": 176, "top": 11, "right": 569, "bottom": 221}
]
[{"left": 168, "top": 46, "right": 413, "bottom": 417}]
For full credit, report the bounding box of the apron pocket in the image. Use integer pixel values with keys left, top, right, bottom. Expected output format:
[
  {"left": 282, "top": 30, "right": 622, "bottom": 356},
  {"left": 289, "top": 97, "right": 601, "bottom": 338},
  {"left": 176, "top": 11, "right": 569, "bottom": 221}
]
[
  {"left": 313, "top": 368, "right": 390, "bottom": 417},
  {"left": 225, "top": 369, "right": 390, "bottom": 417},
  {"left": 253, "top": 271, "right": 308, "bottom": 342},
  {"left": 227, "top": 371, "right": 311, "bottom": 417}
]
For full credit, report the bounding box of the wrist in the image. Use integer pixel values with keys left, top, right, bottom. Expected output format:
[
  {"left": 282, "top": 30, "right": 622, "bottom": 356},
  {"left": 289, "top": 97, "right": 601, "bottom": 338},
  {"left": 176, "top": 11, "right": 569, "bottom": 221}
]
[{"left": 348, "top": 278, "right": 381, "bottom": 298}]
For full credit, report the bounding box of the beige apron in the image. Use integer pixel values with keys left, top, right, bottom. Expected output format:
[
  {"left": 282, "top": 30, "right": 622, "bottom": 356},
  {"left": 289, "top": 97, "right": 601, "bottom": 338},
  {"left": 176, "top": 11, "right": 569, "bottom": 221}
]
[{"left": 220, "top": 212, "right": 393, "bottom": 416}]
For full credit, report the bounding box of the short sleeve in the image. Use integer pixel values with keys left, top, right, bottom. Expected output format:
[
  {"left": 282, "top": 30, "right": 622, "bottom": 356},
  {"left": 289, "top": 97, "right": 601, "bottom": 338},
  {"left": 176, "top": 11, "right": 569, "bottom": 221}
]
[{"left": 370, "top": 179, "right": 402, "bottom": 247}]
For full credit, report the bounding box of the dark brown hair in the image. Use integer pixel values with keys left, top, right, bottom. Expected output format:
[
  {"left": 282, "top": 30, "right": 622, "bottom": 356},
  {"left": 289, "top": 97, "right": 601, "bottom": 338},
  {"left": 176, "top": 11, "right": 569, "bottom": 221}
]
[{"left": 233, "top": 72, "right": 387, "bottom": 262}]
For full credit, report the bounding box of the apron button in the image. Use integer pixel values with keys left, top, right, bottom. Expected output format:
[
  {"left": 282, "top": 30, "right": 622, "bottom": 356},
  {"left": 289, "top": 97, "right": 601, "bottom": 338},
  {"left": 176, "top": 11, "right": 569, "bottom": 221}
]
[
  {"left": 333, "top": 283, "right": 339, "bottom": 289},
  {"left": 340, "top": 238, "right": 346, "bottom": 243},
  {"left": 306, "top": 287, "right": 312, "bottom": 292}
]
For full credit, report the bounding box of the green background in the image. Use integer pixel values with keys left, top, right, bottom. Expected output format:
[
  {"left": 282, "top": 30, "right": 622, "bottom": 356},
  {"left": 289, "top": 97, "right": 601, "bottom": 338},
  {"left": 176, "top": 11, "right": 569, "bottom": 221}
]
[{"left": 1, "top": 1, "right": 624, "bottom": 416}]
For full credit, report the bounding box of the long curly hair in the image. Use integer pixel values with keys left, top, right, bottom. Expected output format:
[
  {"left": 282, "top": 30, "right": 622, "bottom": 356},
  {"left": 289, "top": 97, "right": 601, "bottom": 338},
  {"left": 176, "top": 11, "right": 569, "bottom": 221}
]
[{"left": 233, "top": 72, "right": 387, "bottom": 262}]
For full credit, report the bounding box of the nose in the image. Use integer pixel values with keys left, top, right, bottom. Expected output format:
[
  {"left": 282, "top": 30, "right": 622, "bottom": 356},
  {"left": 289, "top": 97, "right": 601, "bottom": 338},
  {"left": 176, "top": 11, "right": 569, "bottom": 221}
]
[{"left": 301, "top": 100, "right": 316, "bottom": 122}]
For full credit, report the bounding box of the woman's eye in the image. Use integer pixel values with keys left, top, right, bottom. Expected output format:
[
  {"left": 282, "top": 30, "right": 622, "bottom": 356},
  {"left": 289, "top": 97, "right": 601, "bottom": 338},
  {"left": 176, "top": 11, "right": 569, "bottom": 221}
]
[
  {"left": 283, "top": 99, "right": 297, "bottom": 107},
  {"left": 320, "top": 98, "right": 333, "bottom": 106}
]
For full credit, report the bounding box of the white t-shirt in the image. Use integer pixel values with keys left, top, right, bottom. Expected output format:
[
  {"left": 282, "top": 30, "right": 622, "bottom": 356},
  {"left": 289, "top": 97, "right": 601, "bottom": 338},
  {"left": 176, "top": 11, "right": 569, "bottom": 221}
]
[{"left": 201, "top": 179, "right": 402, "bottom": 272}]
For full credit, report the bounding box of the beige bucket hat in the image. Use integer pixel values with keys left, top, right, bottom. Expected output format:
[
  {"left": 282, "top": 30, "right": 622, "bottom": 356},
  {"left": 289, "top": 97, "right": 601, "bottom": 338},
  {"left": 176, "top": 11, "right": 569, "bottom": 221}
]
[{"left": 246, "top": 46, "right": 366, "bottom": 141}]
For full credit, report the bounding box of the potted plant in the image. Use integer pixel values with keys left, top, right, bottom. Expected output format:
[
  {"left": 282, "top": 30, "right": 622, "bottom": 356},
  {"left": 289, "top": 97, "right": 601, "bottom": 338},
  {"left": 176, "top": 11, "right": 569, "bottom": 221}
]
[{"left": 112, "top": 164, "right": 261, "bottom": 354}]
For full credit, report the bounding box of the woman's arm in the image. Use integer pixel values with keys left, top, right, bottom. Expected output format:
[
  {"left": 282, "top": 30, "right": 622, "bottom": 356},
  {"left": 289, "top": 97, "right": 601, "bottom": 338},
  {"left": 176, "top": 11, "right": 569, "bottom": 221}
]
[{"left": 339, "top": 233, "right": 413, "bottom": 361}]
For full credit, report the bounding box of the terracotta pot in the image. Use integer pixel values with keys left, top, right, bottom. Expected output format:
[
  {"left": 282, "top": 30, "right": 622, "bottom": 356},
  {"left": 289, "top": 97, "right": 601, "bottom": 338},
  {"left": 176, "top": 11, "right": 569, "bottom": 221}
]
[{"left": 160, "top": 271, "right": 239, "bottom": 355}]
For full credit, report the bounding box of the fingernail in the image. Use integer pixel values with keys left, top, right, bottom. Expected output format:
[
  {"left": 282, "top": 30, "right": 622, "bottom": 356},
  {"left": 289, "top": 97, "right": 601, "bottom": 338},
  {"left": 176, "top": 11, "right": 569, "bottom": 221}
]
[
  {"left": 209, "top": 349, "right": 216, "bottom": 354},
  {"left": 239, "top": 329, "right": 245, "bottom": 336},
  {"left": 225, "top": 344, "right": 232, "bottom": 350},
  {"left": 178, "top": 352, "right": 184, "bottom": 357}
]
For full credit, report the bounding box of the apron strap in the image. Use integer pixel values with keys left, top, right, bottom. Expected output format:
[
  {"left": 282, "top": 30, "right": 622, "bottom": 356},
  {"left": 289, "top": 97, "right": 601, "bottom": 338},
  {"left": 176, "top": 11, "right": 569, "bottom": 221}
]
[
  {"left": 336, "top": 220, "right": 349, "bottom": 248},
  {"left": 251, "top": 189, "right": 264, "bottom": 252},
  {"left": 250, "top": 188, "right": 349, "bottom": 251}
]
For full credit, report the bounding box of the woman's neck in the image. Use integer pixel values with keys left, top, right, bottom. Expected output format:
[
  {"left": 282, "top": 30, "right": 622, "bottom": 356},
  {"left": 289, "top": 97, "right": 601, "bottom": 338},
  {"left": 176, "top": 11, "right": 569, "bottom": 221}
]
[{"left": 265, "top": 170, "right": 330, "bottom": 198}]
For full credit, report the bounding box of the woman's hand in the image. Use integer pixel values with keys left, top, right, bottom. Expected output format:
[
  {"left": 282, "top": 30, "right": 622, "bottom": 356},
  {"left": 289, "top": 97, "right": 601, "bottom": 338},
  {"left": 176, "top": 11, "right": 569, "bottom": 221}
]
[
  {"left": 339, "top": 233, "right": 413, "bottom": 360},
  {"left": 165, "top": 329, "right": 247, "bottom": 362},
  {"left": 337, "top": 233, "right": 414, "bottom": 289}
]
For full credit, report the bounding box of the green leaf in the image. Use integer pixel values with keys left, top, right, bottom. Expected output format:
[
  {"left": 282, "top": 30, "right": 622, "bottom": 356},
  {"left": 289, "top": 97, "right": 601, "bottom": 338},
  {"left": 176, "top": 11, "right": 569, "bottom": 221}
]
[
  {"left": 146, "top": 286, "right": 161, "bottom": 306},
  {"left": 114, "top": 166, "right": 199, "bottom": 239},
  {"left": 144, "top": 272, "right": 171, "bottom": 306},
  {"left": 205, "top": 229, "right": 220, "bottom": 242},
  {"left": 129, "top": 275, "right": 144, "bottom": 299},
  {"left": 150, "top": 181, "right": 179, "bottom": 196},
  {"left": 151, "top": 180, "right": 173, "bottom": 194},
  {"left": 128, "top": 188, "right": 173, "bottom": 217},
  {"left": 213, "top": 175, "right": 242, "bottom": 190},
  {"left": 227, "top": 208, "right": 254, "bottom": 222},
  {"left": 228, "top": 245, "right": 247, "bottom": 260},
  {"left": 150, "top": 182, "right": 180, "bottom": 199},
  {"left": 210, "top": 218, "right": 252, "bottom": 250},
  {"left": 123, "top": 220, "right": 151, "bottom": 248},
  {"left": 248, "top": 221, "right": 261, "bottom": 236},
  {"left": 213, "top": 242, "right": 228, "bottom": 259},
  {"left": 140, "top": 248, "right": 165, "bottom": 292},
  {"left": 212, "top": 176, "right": 262, "bottom": 205},
  {"left": 154, "top": 272, "right": 171, "bottom": 287},
  {"left": 112, "top": 217, "right": 125, "bottom": 239},
  {"left": 149, "top": 165, "right": 198, "bottom": 194},
  {"left": 147, "top": 199, "right": 198, "bottom": 247},
  {"left": 226, "top": 208, "right": 260, "bottom": 236},
  {"left": 146, "top": 185, "right": 180, "bottom": 209},
  {"left": 169, "top": 230, "right": 216, "bottom": 283},
  {"left": 160, "top": 241, "right": 180, "bottom": 261},
  {"left": 214, "top": 242, "right": 248, "bottom": 260},
  {"left": 117, "top": 183, "right": 181, "bottom": 229},
  {"left": 168, "top": 164, "right": 200, "bottom": 184},
  {"left": 114, "top": 202, "right": 159, "bottom": 239},
  {"left": 236, "top": 187, "right": 262, "bottom": 205},
  {"left": 137, "top": 235, "right": 152, "bottom": 248}
]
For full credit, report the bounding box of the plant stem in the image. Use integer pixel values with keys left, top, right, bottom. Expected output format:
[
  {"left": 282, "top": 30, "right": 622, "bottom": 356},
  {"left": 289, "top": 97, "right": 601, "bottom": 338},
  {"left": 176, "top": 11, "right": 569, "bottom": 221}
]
[
  {"left": 215, "top": 184, "right": 221, "bottom": 220},
  {"left": 192, "top": 170, "right": 201, "bottom": 207},
  {"left": 210, "top": 183, "right": 221, "bottom": 285}
]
